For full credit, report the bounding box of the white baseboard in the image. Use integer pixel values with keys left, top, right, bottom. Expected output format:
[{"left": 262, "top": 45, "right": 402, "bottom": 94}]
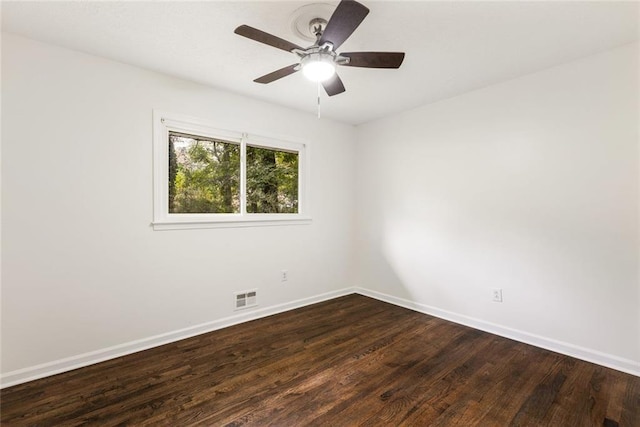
[
  {"left": 354, "top": 287, "right": 640, "bottom": 377},
  {"left": 3, "top": 286, "right": 637, "bottom": 388},
  {"left": 0, "top": 287, "right": 356, "bottom": 389}
]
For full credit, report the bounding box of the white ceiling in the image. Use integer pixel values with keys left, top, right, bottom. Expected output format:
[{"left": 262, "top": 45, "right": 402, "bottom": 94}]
[{"left": 2, "top": 1, "right": 638, "bottom": 125}]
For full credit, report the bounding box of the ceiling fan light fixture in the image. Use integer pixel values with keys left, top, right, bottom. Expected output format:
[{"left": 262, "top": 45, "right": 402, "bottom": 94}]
[{"left": 301, "top": 52, "right": 335, "bottom": 82}]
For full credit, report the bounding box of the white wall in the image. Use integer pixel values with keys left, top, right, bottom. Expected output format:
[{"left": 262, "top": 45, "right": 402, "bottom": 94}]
[
  {"left": 355, "top": 43, "right": 639, "bottom": 373},
  {"left": 1, "top": 34, "right": 357, "bottom": 379}
]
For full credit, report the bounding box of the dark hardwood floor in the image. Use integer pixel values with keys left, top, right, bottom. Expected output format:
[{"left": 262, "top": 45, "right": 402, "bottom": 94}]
[{"left": 1, "top": 294, "right": 638, "bottom": 426}]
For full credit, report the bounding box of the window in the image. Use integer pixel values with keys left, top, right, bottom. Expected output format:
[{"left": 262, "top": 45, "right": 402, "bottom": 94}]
[
  {"left": 246, "top": 145, "right": 299, "bottom": 214},
  {"left": 169, "top": 132, "right": 241, "bottom": 214},
  {"left": 153, "top": 111, "right": 309, "bottom": 230}
]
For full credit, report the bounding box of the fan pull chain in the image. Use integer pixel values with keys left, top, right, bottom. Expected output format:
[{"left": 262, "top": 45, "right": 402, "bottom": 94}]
[{"left": 317, "top": 81, "right": 321, "bottom": 119}]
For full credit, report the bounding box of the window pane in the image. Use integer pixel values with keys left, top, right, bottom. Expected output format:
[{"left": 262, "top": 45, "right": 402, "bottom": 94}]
[
  {"left": 246, "top": 145, "right": 299, "bottom": 214},
  {"left": 169, "top": 132, "right": 240, "bottom": 213}
]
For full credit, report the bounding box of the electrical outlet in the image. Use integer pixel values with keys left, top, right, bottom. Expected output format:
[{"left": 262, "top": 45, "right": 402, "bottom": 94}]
[
  {"left": 492, "top": 288, "right": 503, "bottom": 302},
  {"left": 281, "top": 270, "right": 288, "bottom": 282}
]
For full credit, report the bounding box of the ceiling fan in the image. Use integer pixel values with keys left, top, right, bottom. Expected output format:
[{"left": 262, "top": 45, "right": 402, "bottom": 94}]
[{"left": 234, "top": 0, "right": 405, "bottom": 96}]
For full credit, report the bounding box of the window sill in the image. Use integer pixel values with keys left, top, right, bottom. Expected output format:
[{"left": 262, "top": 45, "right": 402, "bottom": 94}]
[{"left": 151, "top": 216, "right": 312, "bottom": 231}]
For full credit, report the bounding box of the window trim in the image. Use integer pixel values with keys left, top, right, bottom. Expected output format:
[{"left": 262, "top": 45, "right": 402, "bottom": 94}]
[{"left": 152, "top": 110, "right": 311, "bottom": 230}]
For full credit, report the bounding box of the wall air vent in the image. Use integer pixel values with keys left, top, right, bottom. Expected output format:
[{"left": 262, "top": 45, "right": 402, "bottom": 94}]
[{"left": 235, "top": 290, "right": 257, "bottom": 310}]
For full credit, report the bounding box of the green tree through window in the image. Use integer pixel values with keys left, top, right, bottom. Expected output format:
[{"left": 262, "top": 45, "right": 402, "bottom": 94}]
[
  {"left": 168, "top": 133, "right": 299, "bottom": 215},
  {"left": 246, "top": 146, "right": 299, "bottom": 214},
  {"left": 169, "top": 132, "right": 240, "bottom": 213}
]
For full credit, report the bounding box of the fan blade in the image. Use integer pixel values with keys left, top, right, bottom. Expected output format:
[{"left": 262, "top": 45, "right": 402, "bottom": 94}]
[
  {"left": 322, "top": 73, "right": 346, "bottom": 96},
  {"left": 254, "top": 64, "right": 300, "bottom": 84},
  {"left": 319, "top": 0, "right": 369, "bottom": 50},
  {"left": 341, "top": 52, "right": 405, "bottom": 68},
  {"left": 235, "top": 25, "right": 304, "bottom": 53}
]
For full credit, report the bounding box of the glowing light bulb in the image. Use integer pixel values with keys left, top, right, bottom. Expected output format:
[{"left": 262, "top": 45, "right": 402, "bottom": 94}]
[{"left": 301, "top": 53, "right": 336, "bottom": 82}]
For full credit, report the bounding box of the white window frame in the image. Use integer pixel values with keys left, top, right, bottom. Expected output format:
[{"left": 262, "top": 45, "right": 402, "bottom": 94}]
[{"left": 152, "top": 110, "right": 311, "bottom": 230}]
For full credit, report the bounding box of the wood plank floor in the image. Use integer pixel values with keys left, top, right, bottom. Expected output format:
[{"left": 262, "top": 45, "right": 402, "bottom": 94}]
[{"left": 1, "top": 294, "right": 639, "bottom": 426}]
